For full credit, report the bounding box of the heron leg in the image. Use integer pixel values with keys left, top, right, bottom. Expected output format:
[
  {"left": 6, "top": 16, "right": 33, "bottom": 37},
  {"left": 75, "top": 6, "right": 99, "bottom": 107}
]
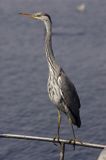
[
  {"left": 57, "top": 110, "right": 61, "bottom": 139},
  {"left": 53, "top": 110, "right": 61, "bottom": 143},
  {"left": 68, "top": 117, "right": 76, "bottom": 150}
]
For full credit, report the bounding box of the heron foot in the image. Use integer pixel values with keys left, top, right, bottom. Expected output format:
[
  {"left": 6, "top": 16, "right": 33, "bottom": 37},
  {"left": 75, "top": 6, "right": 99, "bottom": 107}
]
[
  {"left": 52, "top": 135, "right": 60, "bottom": 146},
  {"left": 68, "top": 138, "right": 76, "bottom": 150},
  {"left": 68, "top": 138, "right": 82, "bottom": 150}
]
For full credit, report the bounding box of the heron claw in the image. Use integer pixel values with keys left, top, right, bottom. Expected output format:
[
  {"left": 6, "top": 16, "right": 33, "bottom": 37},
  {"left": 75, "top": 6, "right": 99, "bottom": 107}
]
[
  {"left": 69, "top": 138, "right": 76, "bottom": 150},
  {"left": 52, "top": 135, "right": 60, "bottom": 146},
  {"left": 68, "top": 138, "right": 82, "bottom": 150}
]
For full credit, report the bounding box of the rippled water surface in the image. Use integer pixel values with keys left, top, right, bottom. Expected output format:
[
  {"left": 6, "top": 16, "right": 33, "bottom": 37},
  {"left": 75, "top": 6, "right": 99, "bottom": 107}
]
[{"left": 0, "top": 0, "right": 106, "bottom": 160}]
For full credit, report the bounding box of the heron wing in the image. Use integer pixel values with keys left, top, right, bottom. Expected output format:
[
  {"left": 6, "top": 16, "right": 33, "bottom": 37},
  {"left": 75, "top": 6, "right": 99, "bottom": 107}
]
[{"left": 57, "top": 68, "right": 81, "bottom": 127}]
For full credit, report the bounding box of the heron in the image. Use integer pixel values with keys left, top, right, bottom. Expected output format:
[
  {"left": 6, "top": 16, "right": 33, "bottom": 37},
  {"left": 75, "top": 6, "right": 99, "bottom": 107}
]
[{"left": 19, "top": 12, "right": 81, "bottom": 144}]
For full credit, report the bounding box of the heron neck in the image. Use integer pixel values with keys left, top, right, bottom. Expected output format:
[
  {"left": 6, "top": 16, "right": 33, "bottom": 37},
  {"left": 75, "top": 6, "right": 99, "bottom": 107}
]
[{"left": 44, "top": 21, "right": 57, "bottom": 71}]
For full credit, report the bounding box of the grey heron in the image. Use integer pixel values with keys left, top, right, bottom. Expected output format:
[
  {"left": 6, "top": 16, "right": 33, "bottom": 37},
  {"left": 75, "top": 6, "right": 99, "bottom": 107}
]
[{"left": 19, "top": 12, "right": 81, "bottom": 144}]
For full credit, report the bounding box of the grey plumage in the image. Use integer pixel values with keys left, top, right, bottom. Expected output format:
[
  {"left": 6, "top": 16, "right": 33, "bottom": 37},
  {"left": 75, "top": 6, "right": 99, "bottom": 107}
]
[
  {"left": 58, "top": 68, "right": 81, "bottom": 127},
  {"left": 19, "top": 12, "right": 81, "bottom": 140},
  {"left": 48, "top": 66, "right": 81, "bottom": 128}
]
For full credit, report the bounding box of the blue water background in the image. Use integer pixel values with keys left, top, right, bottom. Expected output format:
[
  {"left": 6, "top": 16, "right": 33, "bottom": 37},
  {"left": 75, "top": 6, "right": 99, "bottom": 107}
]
[{"left": 0, "top": 0, "right": 106, "bottom": 159}]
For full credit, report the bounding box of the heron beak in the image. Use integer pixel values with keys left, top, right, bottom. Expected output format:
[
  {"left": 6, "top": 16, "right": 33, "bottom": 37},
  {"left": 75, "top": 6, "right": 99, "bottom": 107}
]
[
  {"left": 19, "top": 12, "right": 32, "bottom": 17},
  {"left": 19, "top": 12, "right": 39, "bottom": 19}
]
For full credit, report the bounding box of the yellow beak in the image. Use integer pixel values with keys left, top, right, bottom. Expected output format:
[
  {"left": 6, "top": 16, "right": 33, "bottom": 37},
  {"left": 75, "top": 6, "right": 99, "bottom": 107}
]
[
  {"left": 19, "top": 12, "right": 33, "bottom": 19},
  {"left": 19, "top": 12, "right": 32, "bottom": 17},
  {"left": 19, "top": 12, "right": 37, "bottom": 19},
  {"left": 19, "top": 12, "right": 39, "bottom": 20}
]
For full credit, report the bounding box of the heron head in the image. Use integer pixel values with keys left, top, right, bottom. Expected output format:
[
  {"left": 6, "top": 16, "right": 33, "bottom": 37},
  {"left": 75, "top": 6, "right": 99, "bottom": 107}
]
[{"left": 19, "top": 12, "right": 52, "bottom": 23}]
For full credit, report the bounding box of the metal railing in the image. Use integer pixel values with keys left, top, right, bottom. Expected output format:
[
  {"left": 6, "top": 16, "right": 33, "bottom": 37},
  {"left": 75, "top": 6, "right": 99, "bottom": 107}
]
[{"left": 0, "top": 133, "right": 106, "bottom": 160}]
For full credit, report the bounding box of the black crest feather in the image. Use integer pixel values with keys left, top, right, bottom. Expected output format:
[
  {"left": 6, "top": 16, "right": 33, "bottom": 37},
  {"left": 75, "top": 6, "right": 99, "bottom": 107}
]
[{"left": 44, "top": 13, "right": 52, "bottom": 23}]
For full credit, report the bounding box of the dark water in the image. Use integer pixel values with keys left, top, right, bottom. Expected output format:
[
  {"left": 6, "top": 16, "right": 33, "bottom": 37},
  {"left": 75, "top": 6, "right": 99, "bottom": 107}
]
[{"left": 0, "top": 0, "right": 106, "bottom": 159}]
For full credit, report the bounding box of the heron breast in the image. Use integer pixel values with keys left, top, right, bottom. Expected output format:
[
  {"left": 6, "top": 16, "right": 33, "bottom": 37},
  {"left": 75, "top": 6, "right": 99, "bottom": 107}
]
[{"left": 48, "top": 79, "right": 61, "bottom": 105}]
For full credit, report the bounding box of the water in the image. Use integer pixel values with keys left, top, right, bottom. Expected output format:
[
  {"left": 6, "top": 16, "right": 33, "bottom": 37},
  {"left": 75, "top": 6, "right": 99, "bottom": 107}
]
[{"left": 0, "top": 0, "right": 106, "bottom": 159}]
